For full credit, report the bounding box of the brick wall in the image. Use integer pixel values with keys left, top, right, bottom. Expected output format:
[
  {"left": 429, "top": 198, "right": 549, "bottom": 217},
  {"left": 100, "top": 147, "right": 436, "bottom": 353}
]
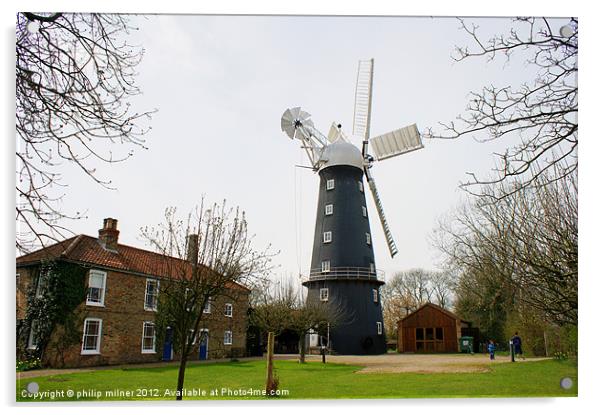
[{"left": 17, "top": 264, "right": 249, "bottom": 368}]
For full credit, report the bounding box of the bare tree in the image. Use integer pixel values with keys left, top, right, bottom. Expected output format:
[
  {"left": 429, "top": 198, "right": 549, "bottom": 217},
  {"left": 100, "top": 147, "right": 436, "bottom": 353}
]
[
  {"left": 16, "top": 12, "right": 154, "bottom": 252},
  {"left": 251, "top": 279, "right": 345, "bottom": 363},
  {"left": 433, "top": 165, "right": 577, "bottom": 327},
  {"left": 289, "top": 292, "right": 345, "bottom": 364},
  {"left": 382, "top": 269, "right": 455, "bottom": 337},
  {"left": 140, "top": 200, "right": 275, "bottom": 400},
  {"left": 425, "top": 17, "right": 577, "bottom": 199},
  {"left": 430, "top": 271, "right": 455, "bottom": 309}
]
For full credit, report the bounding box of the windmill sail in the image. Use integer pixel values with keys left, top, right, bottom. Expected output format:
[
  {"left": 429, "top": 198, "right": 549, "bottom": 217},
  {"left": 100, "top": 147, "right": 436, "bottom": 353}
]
[
  {"left": 370, "top": 124, "right": 423, "bottom": 161},
  {"left": 364, "top": 167, "right": 399, "bottom": 258},
  {"left": 353, "top": 59, "right": 374, "bottom": 142},
  {"left": 327, "top": 122, "right": 349, "bottom": 143}
]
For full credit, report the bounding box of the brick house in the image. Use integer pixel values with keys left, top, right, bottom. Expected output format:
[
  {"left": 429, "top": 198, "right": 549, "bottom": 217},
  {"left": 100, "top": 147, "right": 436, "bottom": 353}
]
[{"left": 16, "top": 218, "right": 250, "bottom": 368}]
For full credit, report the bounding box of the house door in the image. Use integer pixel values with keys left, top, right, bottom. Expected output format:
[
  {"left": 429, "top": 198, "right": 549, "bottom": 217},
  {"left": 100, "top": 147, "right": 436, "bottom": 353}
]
[
  {"left": 162, "top": 327, "right": 174, "bottom": 361},
  {"left": 198, "top": 330, "right": 209, "bottom": 360}
]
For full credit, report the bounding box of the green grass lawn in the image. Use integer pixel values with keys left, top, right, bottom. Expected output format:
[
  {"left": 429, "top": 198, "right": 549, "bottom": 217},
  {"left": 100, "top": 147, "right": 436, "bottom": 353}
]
[{"left": 16, "top": 358, "right": 577, "bottom": 401}]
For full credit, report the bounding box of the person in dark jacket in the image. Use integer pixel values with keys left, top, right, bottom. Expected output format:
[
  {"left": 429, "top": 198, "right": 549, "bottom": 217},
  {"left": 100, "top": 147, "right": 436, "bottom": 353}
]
[
  {"left": 511, "top": 332, "right": 525, "bottom": 359},
  {"left": 487, "top": 339, "right": 496, "bottom": 360}
]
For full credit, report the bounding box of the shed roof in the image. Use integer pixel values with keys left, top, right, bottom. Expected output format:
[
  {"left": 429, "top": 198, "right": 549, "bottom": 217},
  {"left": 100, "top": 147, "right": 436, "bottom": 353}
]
[{"left": 398, "top": 302, "right": 469, "bottom": 324}]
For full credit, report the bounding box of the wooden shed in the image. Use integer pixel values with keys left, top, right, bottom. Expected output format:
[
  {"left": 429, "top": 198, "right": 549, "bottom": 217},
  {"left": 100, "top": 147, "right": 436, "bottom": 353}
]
[{"left": 397, "top": 303, "right": 471, "bottom": 353}]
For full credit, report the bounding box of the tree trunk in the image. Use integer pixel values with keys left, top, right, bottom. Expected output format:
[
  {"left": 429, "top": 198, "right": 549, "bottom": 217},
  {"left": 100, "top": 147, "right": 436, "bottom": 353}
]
[
  {"left": 265, "top": 332, "right": 275, "bottom": 395},
  {"left": 176, "top": 343, "right": 189, "bottom": 401},
  {"left": 298, "top": 335, "right": 306, "bottom": 364},
  {"left": 543, "top": 330, "right": 549, "bottom": 357}
]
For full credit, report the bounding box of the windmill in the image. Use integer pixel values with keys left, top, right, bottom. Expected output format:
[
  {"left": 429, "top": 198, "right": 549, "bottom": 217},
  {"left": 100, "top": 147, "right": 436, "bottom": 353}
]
[{"left": 280, "top": 59, "right": 424, "bottom": 355}]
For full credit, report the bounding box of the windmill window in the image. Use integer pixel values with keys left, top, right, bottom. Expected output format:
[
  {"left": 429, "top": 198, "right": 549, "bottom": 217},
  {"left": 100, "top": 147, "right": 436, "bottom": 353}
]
[
  {"left": 321, "top": 260, "right": 330, "bottom": 273},
  {"left": 325, "top": 204, "right": 333, "bottom": 215},
  {"left": 362, "top": 206, "right": 367, "bottom": 217},
  {"left": 320, "top": 288, "right": 329, "bottom": 302},
  {"left": 326, "top": 179, "right": 335, "bottom": 190},
  {"left": 377, "top": 321, "right": 383, "bottom": 335},
  {"left": 366, "top": 233, "right": 371, "bottom": 245},
  {"left": 372, "top": 288, "right": 378, "bottom": 303},
  {"left": 370, "top": 263, "right": 375, "bottom": 273},
  {"left": 358, "top": 181, "right": 364, "bottom": 192},
  {"left": 323, "top": 231, "right": 332, "bottom": 243}
]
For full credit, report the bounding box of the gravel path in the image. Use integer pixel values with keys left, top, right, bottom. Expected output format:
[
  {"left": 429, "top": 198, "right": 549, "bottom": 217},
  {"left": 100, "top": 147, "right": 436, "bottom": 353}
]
[{"left": 287, "top": 353, "right": 550, "bottom": 373}]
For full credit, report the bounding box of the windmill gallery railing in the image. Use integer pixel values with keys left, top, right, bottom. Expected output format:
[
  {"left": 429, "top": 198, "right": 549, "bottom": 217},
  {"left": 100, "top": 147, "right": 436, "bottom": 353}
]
[{"left": 301, "top": 266, "right": 385, "bottom": 283}]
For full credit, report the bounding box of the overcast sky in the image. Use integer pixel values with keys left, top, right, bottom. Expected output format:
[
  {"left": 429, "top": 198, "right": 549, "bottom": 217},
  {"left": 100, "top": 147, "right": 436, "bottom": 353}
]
[{"left": 32, "top": 15, "right": 571, "bottom": 282}]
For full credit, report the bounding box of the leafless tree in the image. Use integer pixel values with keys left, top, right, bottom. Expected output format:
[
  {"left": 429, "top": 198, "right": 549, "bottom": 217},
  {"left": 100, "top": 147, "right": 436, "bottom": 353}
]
[
  {"left": 425, "top": 17, "right": 577, "bottom": 199},
  {"left": 251, "top": 279, "right": 344, "bottom": 363},
  {"left": 433, "top": 165, "right": 577, "bottom": 327},
  {"left": 382, "top": 269, "right": 455, "bottom": 337},
  {"left": 16, "top": 12, "right": 154, "bottom": 253},
  {"left": 140, "top": 200, "right": 275, "bottom": 400},
  {"left": 430, "top": 271, "right": 455, "bottom": 309}
]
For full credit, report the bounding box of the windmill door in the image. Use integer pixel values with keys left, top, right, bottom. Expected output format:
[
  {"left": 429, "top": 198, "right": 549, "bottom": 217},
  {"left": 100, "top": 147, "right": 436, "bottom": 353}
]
[
  {"left": 162, "top": 327, "right": 174, "bottom": 361},
  {"left": 198, "top": 330, "right": 209, "bottom": 360}
]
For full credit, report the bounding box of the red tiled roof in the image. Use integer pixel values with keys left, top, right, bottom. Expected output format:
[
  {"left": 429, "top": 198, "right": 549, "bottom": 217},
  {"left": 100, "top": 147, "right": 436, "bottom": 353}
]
[{"left": 16, "top": 235, "right": 249, "bottom": 292}]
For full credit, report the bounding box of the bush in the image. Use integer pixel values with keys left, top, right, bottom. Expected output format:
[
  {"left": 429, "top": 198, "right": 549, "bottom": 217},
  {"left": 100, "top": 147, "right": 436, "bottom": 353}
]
[
  {"left": 553, "top": 351, "right": 569, "bottom": 361},
  {"left": 17, "top": 358, "right": 42, "bottom": 372}
]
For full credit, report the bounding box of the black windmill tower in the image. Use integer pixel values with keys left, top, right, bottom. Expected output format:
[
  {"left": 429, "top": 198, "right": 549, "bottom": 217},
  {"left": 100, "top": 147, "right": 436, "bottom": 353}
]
[{"left": 280, "top": 59, "right": 424, "bottom": 355}]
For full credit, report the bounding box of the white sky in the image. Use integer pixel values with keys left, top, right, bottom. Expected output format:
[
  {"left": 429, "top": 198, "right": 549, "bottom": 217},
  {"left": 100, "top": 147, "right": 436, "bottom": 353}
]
[
  {"left": 42, "top": 15, "right": 571, "bottom": 282},
  {"left": 4, "top": 1, "right": 602, "bottom": 413}
]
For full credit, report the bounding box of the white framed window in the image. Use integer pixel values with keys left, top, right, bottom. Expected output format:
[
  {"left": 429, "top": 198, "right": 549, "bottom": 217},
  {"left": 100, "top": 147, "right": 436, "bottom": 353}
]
[
  {"left": 27, "top": 320, "right": 39, "bottom": 350},
  {"left": 377, "top": 321, "right": 383, "bottom": 335},
  {"left": 362, "top": 206, "right": 367, "bottom": 217},
  {"left": 225, "top": 303, "right": 233, "bottom": 317},
  {"left": 224, "top": 330, "right": 233, "bottom": 345},
  {"left": 366, "top": 233, "right": 371, "bottom": 245},
  {"left": 373, "top": 288, "right": 379, "bottom": 303},
  {"left": 370, "top": 263, "right": 376, "bottom": 274},
  {"left": 35, "top": 271, "right": 48, "bottom": 298},
  {"left": 86, "top": 270, "right": 107, "bottom": 306},
  {"left": 81, "top": 318, "right": 102, "bottom": 355},
  {"left": 326, "top": 179, "right": 335, "bottom": 190},
  {"left": 141, "top": 322, "right": 156, "bottom": 353},
  {"left": 320, "top": 288, "right": 329, "bottom": 302},
  {"left": 321, "top": 260, "right": 331, "bottom": 273},
  {"left": 185, "top": 287, "right": 192, "bottom": 312},
  {"left": 189, "top": 329, "right": 197, "bottom": 345},
  {"left": 144, "top": 279, "right": 159, "bottom": 311},
  {"left": 358, "top": 181, "right": 364, "bottom": 192},
  {"left": 325, "top": 204, "right": 333, "bottom": 216},
  {"left": 323, "top": 231, "right": 332, "bottom": 243},
  {"left": 203, "top": 297, "right": 212, "bottom": 314}
]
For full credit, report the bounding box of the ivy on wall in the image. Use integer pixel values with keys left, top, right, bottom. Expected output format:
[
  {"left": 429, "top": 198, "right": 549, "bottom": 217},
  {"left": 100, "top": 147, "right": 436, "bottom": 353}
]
[{"left": 18, "top": 260, "right": 87, "bottom": 367}]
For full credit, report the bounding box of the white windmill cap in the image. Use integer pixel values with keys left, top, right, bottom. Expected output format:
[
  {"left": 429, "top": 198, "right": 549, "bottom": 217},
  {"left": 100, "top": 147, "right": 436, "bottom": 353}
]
[{"left": 318, "top": 139, "right": 364, "bottom": 171}]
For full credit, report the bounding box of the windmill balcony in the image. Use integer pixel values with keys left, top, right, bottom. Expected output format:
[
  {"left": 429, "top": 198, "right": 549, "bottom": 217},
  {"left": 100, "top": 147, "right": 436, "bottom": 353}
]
[{"left": 302, "top": 266, "right": 385, "bottom": 283}]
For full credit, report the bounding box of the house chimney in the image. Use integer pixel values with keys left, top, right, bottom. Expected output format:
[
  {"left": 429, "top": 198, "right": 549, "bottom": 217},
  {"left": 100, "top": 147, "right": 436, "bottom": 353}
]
[
  {"left": 187, "top": 234, "right": 198, "bottom": 263},
  {"left": 98, "top": 218, "right": 119, "bottom": 251}
]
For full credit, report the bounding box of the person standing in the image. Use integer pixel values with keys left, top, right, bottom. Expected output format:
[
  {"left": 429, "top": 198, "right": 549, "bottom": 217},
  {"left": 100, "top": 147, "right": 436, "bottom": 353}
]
[
  {"left": 511, "top": 332, "right": 525, "bottom": 359},
  {"left": 487, "top": 339, "right": 496, "bottom": 360}
]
